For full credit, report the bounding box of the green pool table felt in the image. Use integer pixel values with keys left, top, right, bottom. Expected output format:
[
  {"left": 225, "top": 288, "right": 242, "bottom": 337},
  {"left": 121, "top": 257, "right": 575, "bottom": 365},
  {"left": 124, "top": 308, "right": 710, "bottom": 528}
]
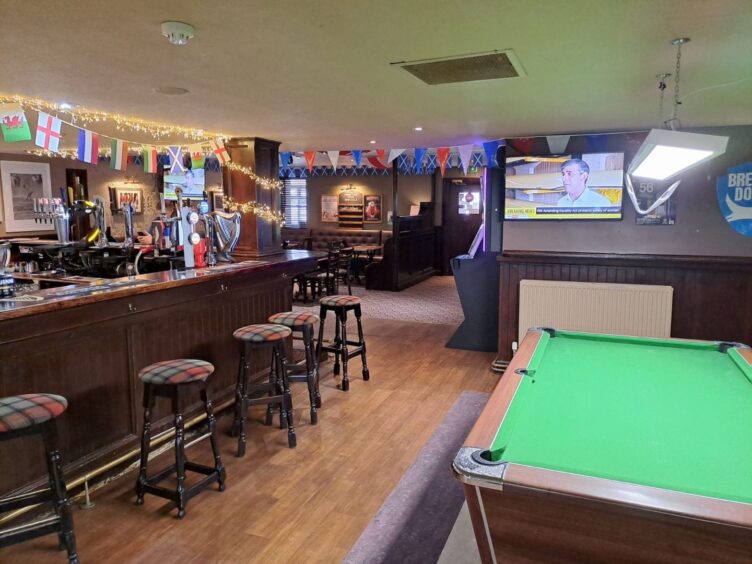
[{"left": 491, "top": 331, "right": 752, "bottom": 504}]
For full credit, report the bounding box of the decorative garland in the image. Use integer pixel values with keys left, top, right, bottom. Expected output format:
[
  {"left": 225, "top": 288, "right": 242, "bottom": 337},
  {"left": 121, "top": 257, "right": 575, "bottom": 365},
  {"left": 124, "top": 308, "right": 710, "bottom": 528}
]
[
  {"left": 225, "top": 161, "right": 284, "bottom": 190},
  {"left": 222, "top": 196, "right": 285, "bottom": 224}
]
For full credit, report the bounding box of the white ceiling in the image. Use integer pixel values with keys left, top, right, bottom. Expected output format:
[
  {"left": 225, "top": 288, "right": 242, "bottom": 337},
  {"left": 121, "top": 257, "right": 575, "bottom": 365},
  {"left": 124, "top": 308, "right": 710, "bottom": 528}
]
[{"left": 0, "top": 0, "right": 750, "bottom": 153}]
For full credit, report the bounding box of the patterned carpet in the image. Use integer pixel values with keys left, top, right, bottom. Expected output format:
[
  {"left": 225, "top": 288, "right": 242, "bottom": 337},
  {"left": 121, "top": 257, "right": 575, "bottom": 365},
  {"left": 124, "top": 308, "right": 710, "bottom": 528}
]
[{"left": 293, "top": 275, "right": 464, "bottom": 325}]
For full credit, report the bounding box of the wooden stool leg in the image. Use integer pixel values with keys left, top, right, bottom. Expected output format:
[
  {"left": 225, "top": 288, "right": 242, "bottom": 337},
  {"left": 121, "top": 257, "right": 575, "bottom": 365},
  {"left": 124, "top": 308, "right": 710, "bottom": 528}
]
[
  {"left": 333, "top": 315, "right": 342, "bottom": 376},
  {"left": 277, "top": 343, "right": 297, "bottom": 448},
  {"left": 339, "top": 309, "right": 350, "bottom": 392},
  {"left": 201, "top": 384, "right": 226, "bottom": 491},
  {"left": 172, "top": 389, "right": 187, "bottom": 519},
  {"left": 303, "top": 324, "right": 319, "bottom": 423},
  {"left": 136, "top": 384, "right": 155, "bottom": 505},
  {"left": 355, "top": 304, "right": 370, "bottom": 381},
  {"left": 315, "top": 306, "right": 327, "bottom": 364},
  {"left": 42, "top": 420, "right": 79, "bottom": 564},
  {"left": 231, "top": 346, "right": 246, "bottom": 438},
  {"left": 237, "top": 344, "right": 250, "bottom": 457},
  {"left": 270, "top": 347, "right": 286, "bottom": 429}
]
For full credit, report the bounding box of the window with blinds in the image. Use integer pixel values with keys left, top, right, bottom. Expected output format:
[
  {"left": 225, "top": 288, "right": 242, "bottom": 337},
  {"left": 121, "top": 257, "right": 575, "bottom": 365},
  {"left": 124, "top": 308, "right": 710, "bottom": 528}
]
[{"left": 281, "top": 179, "right": 308, "bottom": 228}]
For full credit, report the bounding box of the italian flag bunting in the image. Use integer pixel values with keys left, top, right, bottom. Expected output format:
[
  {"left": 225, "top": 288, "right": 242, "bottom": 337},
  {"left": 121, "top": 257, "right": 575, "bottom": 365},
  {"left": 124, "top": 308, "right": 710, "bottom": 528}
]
[
  {"left": 110, "top": 139, "right": 128, "bottom": 170},
  {"left": 142, "top": 146, "right": 158, "bottom": 174}
]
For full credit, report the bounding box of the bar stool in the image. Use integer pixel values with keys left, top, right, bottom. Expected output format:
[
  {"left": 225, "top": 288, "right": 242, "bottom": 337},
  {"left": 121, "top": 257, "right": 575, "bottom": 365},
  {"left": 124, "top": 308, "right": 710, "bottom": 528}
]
[
  {"left": 135, "top": 359, "right": 225, "bottom": 519},
  {"left": 268, "top": 311, "right": 321, "bottom": 424},
  {"left": 316, "top": 295, "right": 370, "bottom": 392},
  {"left": 231, "top": 324, "right": 296, "bottom": 457},
  {"left": 0, "top": 394, "right": 78, "bottom": 563}
]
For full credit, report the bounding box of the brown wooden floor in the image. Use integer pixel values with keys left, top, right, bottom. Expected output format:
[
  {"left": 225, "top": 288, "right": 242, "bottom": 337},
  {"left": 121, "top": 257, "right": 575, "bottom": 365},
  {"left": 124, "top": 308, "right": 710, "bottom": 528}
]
[{"left": 2, "top": 318, "right": 497, "bottom": 563}]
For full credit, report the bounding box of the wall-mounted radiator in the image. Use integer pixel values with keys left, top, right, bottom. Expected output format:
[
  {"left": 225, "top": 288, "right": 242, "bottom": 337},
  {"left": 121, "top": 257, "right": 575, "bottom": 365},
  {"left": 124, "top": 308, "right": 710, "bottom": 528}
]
[{"left": 518, "top": 280, "right": 673, "bottom": 344}]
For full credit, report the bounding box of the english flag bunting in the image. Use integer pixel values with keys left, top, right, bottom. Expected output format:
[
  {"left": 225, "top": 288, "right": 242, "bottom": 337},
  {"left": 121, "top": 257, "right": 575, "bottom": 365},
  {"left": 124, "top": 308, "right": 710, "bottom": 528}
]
[
  {"left": 35, "top": 112, "right": 62, "bottom": 152},
  {"left": 77, "top": 129, "right": 99, "bottom": 164},
  {"left": 0, "top": 104, "right": 32, "bottom": 142},
  {"left": 189, "top": 143, "right": 205, "bottom": 169},
  {"left": 167, "top": 146, "right": 184, "bottom": 174},
  {"left": 210, "top": 139, "right": 230, "bottom": 165},
  {"left": 142, "top": 146, "right": 158, "bottom": 174},
  {"left": 110, "top": 139, "right": 128, "bottom": 170}
]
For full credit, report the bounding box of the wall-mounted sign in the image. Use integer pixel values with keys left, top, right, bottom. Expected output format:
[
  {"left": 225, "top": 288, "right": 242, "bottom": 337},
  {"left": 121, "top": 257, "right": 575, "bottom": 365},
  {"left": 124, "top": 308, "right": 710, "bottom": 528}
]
[
  {"left": 716, "top": 163, "right": 752, "bottom": 237},
  {"left": 634, "top": 179, "right": 676, "bottom": 225},
  {"left": 364, "top": 194, "right": 382, "bottom": 223}
]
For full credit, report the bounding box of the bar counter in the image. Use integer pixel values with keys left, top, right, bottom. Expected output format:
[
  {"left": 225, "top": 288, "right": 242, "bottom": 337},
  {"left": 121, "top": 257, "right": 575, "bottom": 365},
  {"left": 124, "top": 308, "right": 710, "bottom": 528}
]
[{"left": 0, "top": 250, "right": 320, "bottom": 495}]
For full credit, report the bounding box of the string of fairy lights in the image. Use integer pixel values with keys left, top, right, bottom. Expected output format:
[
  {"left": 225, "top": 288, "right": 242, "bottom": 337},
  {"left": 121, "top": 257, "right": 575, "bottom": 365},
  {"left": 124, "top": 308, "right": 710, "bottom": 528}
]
[{"left": 222, "top": 196, "right": 286, "bottom": 223}]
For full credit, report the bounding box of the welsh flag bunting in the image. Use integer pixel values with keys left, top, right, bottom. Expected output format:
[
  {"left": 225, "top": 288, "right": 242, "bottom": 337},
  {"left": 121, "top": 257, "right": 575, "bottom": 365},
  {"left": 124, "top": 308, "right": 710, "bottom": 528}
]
[
  {"left": 77, "top": 129, "right": 99, "bottom": 164},
  {"left": 110, "top": 139, "right": 128, "bottom": 170},
  {"left": 0, "top": 104, "right": 31, "bottom": 142},
  {"left": 210, "top": 139, "right": 230, "bottom": 165},
  {"left": 304, "top": 151, "right": 316, "bottom": 172},
  {"left": 35, "top": 112, "right": 62, "bottom": 152},
  {"left": 436, "top": 147, "right": 450, "bottom": 175},
  {"left": 189, "top": 143, "right": 205, "bottom": 169},
  {"left": 167, "top": 146, "right": 184, "bottom": 174},
  {"left": 142, "top": 146, "right": 158, "bottom": 174}
]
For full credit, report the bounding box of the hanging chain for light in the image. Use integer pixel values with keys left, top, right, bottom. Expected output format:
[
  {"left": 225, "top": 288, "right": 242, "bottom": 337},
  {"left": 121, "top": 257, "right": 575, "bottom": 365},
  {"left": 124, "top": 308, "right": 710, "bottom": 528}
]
[
  {"left": 669, "top": 37, "right": 690, "bottom": 129},
  {"left": 656, "top": 73, "right": 671, "bottom": 125}
]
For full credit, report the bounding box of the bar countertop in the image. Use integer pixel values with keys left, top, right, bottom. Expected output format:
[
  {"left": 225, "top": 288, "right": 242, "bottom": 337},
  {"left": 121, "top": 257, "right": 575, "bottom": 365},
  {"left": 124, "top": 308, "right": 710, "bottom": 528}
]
[{"left": 0, "top": 250, "right": 322, "bottom": 321}]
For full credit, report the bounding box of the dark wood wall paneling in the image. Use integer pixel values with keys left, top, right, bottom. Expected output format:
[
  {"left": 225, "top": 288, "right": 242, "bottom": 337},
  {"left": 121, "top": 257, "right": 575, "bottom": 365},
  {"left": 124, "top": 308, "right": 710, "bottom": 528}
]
[{"left": 497, "top": 251, "right": 752, "bottom": 361}]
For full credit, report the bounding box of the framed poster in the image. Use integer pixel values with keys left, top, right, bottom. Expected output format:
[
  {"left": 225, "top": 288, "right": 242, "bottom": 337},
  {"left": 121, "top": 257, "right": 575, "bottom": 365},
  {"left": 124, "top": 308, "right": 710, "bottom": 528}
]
[
  {"left": 211, "top": 191, "right": 225, "bottom": 211},
  {"left": 364, "top": 194, "right": 382, "bottom": 223},
  {"left": 0, "top": 160, "right": 53, "bottom": 232},
  {"left": 321, "top": 194, "right": 338, "bottom": 222},
  {"left": 114, "top": 187, "right": 143, "bottom": 213}
]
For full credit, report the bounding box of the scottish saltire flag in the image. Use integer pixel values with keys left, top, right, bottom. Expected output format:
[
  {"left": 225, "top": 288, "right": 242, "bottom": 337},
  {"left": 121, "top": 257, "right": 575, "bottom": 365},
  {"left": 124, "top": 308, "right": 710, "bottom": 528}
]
[
  {"left": 35, "top": 112, "right": 62, "bottom": 151},
  {"left": 188, "top": 143, "right": 205, "bottom": 169},
  {"left": 168, "top": 145, "right": 184, "bottom": 174},
  {"left": 142, "top": 146, "right": 158, "bottom": 173},
  {"left": 77, "top": 129, "right": 99, "bottom": 164},
  {"left": 110, "top": 139, "right": 128, "bottom": 170},
  {"left": 0, "top": 104, "right": 32, "bottom": 142},
  {"left": 210, "top": 139, "right": 230, "bottom": 165}
]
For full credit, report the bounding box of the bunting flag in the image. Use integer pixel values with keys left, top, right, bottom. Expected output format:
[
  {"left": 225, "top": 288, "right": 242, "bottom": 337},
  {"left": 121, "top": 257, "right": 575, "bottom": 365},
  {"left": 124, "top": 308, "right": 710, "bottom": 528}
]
[
  {"left": 210, "top": 139, "right": 230, "bottom": 164},
  {"left": 327, "top": 150, "right": 340, "bottom": 170},
  {"left": 387, "top": 148, "right": 405, "bottom": 164},
  {"left": 0, "top": 104, "right": 31, "bottom": 142},
  {"left": 77, "top": 129, "right": 99, "bottom": 164},
  {"left": 351, "top": 149, "right": 362, "bottom": 167},
  {"left": 188, "top": 143, "right": 205, "bottom": 169},
  {"left": 376, "top": 149, "right": 386, "bottom": 163},
  {"left": 586, "top": 134, "right": 609, "bottom": 152},
  {"left": 510, "top": 137, "right": 534, "bottom": 155},
  {"left": 436, "top": 147, "right": 450, "bottom": 175},
  {"left": 280, "top": 151, "right": 292, "bottom": 169},
  {"left": 546, "top": 135, "right": 570, "bottom": 155},
  {"left": 110, "top": 139, "right": 128, "bottom": 170},
  {"left": 142, "top": 146, "right": 158, "bottom": 174},
  {"left": 167, "top": 145, "right": 184, "bottom": 174},
  {"left": 483, "top": 140, "right": 501, "bottom": 168},
  {"left": 365, "top": 156, "right": 389, "bottom": 169},
  {"left": 304, "top": 151, "right": 316, "bottom": 172},
  {"left": 413, "top": 148, "right": 426, "bottom": 172},
  {"left": 458, "top": 144, "right": 474, "bottom": 173},
  {"left": 34, "top": 112, "right": 62, "bottom": 151}
]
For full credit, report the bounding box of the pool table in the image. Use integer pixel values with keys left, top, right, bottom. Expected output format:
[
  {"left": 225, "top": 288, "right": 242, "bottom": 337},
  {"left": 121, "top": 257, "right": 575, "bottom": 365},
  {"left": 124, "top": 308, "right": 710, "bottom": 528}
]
[{"left": 453, "top": 328, "right": 752, "bottom": 563}]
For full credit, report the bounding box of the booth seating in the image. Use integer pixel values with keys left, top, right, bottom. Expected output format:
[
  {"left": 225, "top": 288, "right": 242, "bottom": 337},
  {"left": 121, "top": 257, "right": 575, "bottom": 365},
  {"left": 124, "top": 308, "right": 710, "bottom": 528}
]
[{"left": 282, "top": 227, "right": 390, "bottom": 253}]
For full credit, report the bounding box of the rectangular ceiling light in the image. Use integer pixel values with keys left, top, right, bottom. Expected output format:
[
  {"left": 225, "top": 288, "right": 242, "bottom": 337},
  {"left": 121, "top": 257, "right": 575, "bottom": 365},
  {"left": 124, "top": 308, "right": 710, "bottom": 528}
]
[
  {"left": 629, "top": 129, "right": 729, "bottom": 181},
  {"left": 393, "top": 50, "right": 526, "bottom": 85}
]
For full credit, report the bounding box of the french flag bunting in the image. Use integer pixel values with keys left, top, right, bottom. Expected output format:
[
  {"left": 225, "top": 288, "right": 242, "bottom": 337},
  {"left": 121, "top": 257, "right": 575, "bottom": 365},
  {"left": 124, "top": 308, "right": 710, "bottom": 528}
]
[
  {"left": 35, "top": 112, "right": 62, "bottom": 152},
  {"left": 77, "top": 129, "right": 99, "bottom": 164},
  {"left": 167, "top": 146, "right": 184, "bottom": 174},
  {"left": 110, "top": 139, "right": 128, "bottom": 170}
]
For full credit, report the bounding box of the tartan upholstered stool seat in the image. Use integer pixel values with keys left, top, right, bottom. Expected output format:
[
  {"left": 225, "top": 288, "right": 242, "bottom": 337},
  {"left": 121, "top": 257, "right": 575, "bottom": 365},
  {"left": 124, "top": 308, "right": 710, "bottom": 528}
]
[
  {"left": 232, "top": 323, "right": 296, "bottom": 456},
  {"left": 0, "top": 394, "right": 78, "bottom": 562},
  {"left": 233, "top": 323, "right": 292, "bottom": 343},
  {"left": 0, "top": 394, "right": 68, "bottom": 432},
  {"left": 317, "top": 295, "right": 370, "bottom": 392},
  {"left": 269, "top": 311, "right": 322, "bottom": 424},
  {"left": 138, "top": 359, "right": 214, "bottom": 385},
  {"left": 135, "top": 359, "right": 225, "bottom": 519}
]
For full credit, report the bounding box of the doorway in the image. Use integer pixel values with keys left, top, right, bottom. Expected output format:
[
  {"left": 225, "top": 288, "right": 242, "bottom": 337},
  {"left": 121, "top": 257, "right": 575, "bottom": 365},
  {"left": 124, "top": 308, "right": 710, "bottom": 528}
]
[{"left": 441, "top": 177, "right": 482, "bottom": 274}]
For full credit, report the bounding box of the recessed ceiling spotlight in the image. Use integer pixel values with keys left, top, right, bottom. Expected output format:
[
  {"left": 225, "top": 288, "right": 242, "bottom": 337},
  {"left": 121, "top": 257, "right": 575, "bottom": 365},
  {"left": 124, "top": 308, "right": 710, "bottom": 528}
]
[
  {"left": 58, "top": 102, "right": 77, "bottom": 110},
  {"left": 414, "top": 126, "right": 423, "bottom": 132},
  {"left": 369, "top": 140, "right": 376, "bottom": 144},
  {"left": 153, "top": 86, "right": 190, "bottom": 95},
  {"left": 161, "top": 21, "right": 194, "bottom": 46}
]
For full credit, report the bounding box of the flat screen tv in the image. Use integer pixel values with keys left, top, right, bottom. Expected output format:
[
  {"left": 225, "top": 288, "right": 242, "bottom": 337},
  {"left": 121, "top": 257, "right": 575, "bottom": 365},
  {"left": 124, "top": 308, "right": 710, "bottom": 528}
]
[
  {"left": 504, "top": 152, "right": 624, "bottom": 220},
  {"left": 163, "top": 166, "right": 205, "bottom": 200}
]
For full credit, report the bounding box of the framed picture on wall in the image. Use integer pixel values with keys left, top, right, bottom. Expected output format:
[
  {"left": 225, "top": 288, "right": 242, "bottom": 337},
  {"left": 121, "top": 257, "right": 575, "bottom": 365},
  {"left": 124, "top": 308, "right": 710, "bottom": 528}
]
[
  {"left": 211, "top": 191, "right": 225, "bottom": 211},
  {"left": 0, "top": 160, "right": 53, "bottom": 232},
  {"left": 364, "top": 194, "right": 382, "bottom": 223},
  {"left": 321, "top": 194, "right": 338, "bottom": 222},
  {"left": 113, "top": 187, "right": 143, "bottom": 213}
]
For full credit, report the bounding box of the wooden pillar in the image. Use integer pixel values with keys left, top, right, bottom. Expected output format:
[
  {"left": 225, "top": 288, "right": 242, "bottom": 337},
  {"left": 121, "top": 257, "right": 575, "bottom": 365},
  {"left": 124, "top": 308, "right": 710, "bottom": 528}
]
[{"left": 222, "top": 137, "right": 283, "bottom": 258}]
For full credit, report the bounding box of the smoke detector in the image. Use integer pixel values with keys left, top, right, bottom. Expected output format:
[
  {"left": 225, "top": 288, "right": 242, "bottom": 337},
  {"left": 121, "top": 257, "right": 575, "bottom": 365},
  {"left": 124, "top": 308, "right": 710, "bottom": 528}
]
[{"left": 161, "top": 21, "right": 194, "bottom": 46}]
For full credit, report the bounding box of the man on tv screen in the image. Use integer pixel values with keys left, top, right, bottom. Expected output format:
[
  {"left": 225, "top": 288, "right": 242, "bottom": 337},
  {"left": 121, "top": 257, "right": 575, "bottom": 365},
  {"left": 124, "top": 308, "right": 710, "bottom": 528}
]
[{"left": 556, "top": 158, "right": 612, "bottom": 207}]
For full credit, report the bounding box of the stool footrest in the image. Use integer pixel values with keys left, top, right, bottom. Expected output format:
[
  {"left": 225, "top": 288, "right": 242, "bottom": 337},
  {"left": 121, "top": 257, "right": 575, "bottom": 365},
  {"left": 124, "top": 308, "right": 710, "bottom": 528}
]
[
  {"left": 0, "top": 488, "right": 53, "bottom": 512},
  {"left": 141, "top": 473, "right": 221, "bottom": 504},
  {"left": 0, "top": 515, "right": 61, "bottom": 549},
  {"left": 244, "top": 394, "right": 284, "bottom": 408},
  {"left": 319, "top": 344, "right": 364, "bottom": 359}
]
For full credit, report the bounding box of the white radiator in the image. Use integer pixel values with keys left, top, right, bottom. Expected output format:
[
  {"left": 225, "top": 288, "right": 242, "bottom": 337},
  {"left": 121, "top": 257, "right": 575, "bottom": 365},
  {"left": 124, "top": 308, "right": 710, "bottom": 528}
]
[{"left": 518, "top": 280, "right": 673, "bottom": 344}]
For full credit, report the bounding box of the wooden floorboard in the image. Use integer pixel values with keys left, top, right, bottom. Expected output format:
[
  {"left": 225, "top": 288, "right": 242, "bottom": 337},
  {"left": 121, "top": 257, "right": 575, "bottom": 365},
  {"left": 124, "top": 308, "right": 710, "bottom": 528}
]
[{"left": 2, "top": 318, "right": 497, "bottom": 563}]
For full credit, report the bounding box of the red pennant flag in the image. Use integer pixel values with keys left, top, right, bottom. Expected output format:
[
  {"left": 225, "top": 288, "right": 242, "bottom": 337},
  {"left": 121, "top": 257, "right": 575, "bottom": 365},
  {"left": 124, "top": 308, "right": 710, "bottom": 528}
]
[
  {"left": 376, "top": 149, "right": 386, "bottom": 162},
  {"left": 510, "top": 137, "right": 535, "bottom": 155},
  {"left": 436, "top": 147, "right": 450, "bottom": 176},
  {"left": 304, "top": 151, "right": 316, "bottom": 172}
]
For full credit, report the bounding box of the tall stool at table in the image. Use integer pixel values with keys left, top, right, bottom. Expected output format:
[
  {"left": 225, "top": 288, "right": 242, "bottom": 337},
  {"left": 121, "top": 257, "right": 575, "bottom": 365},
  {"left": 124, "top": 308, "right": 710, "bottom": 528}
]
[
  {"left": 135, "top": 359, "right": 225, "bottom": 519},
  {"left": 268, "top": 311, "right": 321, "bottom": 424},
  {"left": 231, "top": 324, "right": 296, "bottom": 457},
  {"left": 316, "top": 295, "right": 370, "bottom": 392},
  {"left": 0, "top": 394, "right": 78, "bottom": 563}
]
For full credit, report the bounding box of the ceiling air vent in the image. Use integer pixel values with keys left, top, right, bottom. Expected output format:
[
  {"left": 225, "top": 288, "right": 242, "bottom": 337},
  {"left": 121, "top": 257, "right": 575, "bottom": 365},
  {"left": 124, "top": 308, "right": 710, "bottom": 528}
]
[{"left": 392, "top": 50, "right": 526, "bottom": 85}]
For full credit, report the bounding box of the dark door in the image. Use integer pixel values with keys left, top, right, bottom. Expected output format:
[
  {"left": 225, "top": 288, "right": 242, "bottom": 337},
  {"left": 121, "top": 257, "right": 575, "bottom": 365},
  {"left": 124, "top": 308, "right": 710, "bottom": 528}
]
[{"left": 441, "top": 178, "right": 482, "bottom": 274}]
